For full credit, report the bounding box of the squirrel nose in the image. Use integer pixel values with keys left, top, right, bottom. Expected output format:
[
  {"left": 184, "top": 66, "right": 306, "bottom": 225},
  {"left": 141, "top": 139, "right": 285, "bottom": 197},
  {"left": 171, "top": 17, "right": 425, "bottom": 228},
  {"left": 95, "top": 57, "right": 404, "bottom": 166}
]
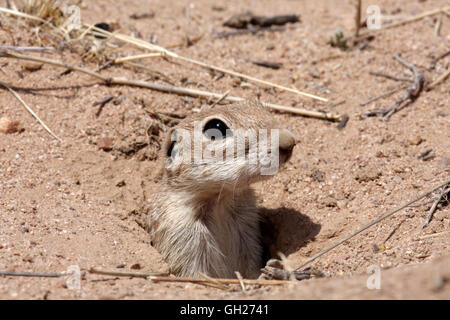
[{"left": 279, "top": 129, "right": 296, "bottom": 153}]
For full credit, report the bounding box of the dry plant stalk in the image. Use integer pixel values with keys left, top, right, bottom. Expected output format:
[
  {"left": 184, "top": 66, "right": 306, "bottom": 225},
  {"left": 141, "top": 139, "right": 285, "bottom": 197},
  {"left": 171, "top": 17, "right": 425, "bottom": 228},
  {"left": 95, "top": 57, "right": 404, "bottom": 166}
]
[
  {"left": 0, "top": 50, "right": 344, "bottom": 122},
  {"left": 0, "top": 81, "right": 62, "bottom": 142},
  {"left": 354, "top": 0, "right": 361, "bottom": 38},
  {"left": 347, "top": 6, "right": 450, "bottom": 41},
  {"left": 380, "top": 55, "right": 424, "bottom": 120},
  {"left": 86, "top": 24, "right": 328, "bottom": 102},
  {"left": 90, "top": 267, "right": 292, "bottom": 286},
  {"left": 369, "top": 71, "right": 413, "bottom": 83},
  {"left": 0, "top": 5, "right": 64, "bottom": 36},
  {"left": 234, "top": 271, "right": 247, "bottom": 293},
  {"left": 360, "top": 86, "right": 406, "bottom": 107},
  {"left": 364, "top": 55, "right": 425, "bottom": 120},
  {"left": 198, "top": 271, "right": 230, "bottom": 291},
  {"left": 0, "top": 270, "right": 65, "bottom": 277},
  {"left": 122, "top": 62, "right": 173, "bottom": 84},
  {"left": 209, "top": 89, "right": 231, "bottom": 109},
  {"left": 0, "top": 5, "right": 337, "bottom": 120},
  {"left": 149, "top": 276, "right": 292, "bottom": 286},
  {"left": 429, "top": 49, "right": 450, "bottom": 70},
  {"left": 423, "top": 185, "right": 450, "bottom": 228},
  {"left": 434, "top": 13, "right": 443, "bottom": 36},
  {"left": 417, "top": 230, "right": 450, "bottom": 241},
  {"left": 23, "top": 0, "right": 59, "bottom": 19},
  {"left": 113, "top": 53, "right": 163, "bottom": 64},
  {"left": 0, "top": 45, "right": 54, "bottom": 52},
  {"left": 89, "top": 267, "right": 168, "bottom": 278},
  {"left": 427, "top": 68, "right": 450, "bottom": 90},
  {"left": 294, "top": 178, "right": 450, "bottom": 271}
]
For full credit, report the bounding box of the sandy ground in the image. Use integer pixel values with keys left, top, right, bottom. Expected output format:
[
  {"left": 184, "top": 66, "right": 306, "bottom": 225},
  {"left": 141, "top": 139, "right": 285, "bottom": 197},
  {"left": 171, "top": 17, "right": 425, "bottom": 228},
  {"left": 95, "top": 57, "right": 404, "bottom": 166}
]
[{"left": 0, "top": 0, "right": 449, "bottom": 299}]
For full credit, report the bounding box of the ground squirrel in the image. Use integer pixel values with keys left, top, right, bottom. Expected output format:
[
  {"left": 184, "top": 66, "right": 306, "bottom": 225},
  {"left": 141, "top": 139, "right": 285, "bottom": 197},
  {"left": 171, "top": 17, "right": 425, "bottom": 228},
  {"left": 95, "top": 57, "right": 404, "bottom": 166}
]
[{"left": 147, "top": 100, "right": 296, "bottom": 278}]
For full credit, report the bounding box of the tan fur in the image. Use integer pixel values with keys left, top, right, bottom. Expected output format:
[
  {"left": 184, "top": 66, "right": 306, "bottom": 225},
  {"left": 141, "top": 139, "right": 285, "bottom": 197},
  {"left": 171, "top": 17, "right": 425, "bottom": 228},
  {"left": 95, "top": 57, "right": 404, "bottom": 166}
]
[{"left": 147, "top": 100, "right": 295, "bottom": 278}]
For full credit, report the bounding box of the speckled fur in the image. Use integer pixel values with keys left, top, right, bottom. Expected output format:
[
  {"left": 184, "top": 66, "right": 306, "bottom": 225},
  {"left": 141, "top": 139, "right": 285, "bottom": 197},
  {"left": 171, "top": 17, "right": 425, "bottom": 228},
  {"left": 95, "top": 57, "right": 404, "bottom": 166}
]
[{"left": 147, "top": 100, "right": 295, "bottom": 278}]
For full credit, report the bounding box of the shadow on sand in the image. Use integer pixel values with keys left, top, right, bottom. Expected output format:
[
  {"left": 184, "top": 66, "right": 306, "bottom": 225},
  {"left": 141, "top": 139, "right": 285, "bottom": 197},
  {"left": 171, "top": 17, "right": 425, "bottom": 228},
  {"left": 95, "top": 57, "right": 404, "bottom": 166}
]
[{"left": 259, "top": 207, "right": 321, "bottom": 262}]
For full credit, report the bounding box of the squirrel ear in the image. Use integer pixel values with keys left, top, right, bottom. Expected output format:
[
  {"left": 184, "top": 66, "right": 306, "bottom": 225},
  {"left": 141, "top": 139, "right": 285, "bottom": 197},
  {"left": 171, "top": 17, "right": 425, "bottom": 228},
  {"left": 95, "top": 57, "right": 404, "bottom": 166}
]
[
  {"left": 167, "top": 140, "right": 176, "bottom": 158},
  {"left": 161, "top": 129, "right": 181, "bottom": 173},
  {"left": 163, "top": 129, "right": 178, "bottom": 159},
  {"left": 154, "top": 130, "right": 176, "bottom": 182}
]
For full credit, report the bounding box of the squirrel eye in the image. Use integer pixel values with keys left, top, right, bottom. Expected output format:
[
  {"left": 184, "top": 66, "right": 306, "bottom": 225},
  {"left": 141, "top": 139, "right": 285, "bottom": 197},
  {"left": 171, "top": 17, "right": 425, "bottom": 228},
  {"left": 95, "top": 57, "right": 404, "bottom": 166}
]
[{"left": 203, "top": 119, "right": 231, "bottom": 140}]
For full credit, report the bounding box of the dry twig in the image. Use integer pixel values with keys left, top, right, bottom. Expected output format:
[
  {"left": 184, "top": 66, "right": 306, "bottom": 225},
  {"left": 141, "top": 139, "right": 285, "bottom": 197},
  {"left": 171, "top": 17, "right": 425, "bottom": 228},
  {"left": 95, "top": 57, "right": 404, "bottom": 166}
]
[
  {"left": 348, "top": 6, "right": 450, "bottom": 40},
  {"left": 93, "top": 95, "right": 114, "bottom": 117},
  {"left": 429, "top": 49, "right": 450, "bottom": 70},
  {"left": 423, "top": 185, "right": 450, "bottom": 228},
  {"left": 234, "top": 271, "right": 247, "bottom": 293},
  {"left": 0, "top": 7, "right": 64, "bottom": 35},
  {"left": 113, "top": 53, "right": 163, "bottom": 64},
  {"left": 418, "top": 148, "right": 433, "bottom": 160},
  {"left": 209, "top": 89, "right": 231, "bottom": 109},
  {"left": 354, "top": 0, "right": 361, "bottom": 38},
  {"left": 427, "top": 68, "right": 450, "bottom": 90},
  {"left": 416, "top": 230, "right": 450, "bottom": 241},
  {"left": 294, "top": 178, "right": 450, "bottom": 271},
  {"left": 234, "top": 56, "right": 282, "bottom": 70},
  {"left": 0, "top": 45, "right": 54, "bottom": 52},
  {"left": 365, "top": 55, "right": 424, "bottom": 120},
  {"left": 360, "top": 86, "right": 406, "bottom": 106},
  {"left": 86, "top": 24, "right": 327, "bottom": 102},
  {"left": 89, "top": 267, "right": 168, "bottom": 278},
  {"left": 0, "top": 271, "right": 65, "bottom": 277},
  {"left": 369, "top": 71, "right": 413, "bottom": 83},
  {"left": 123, "top": 62, "right": 173, "bottom": 84},
  {"left": 198, "top": 271, "right": 230, "bottom": 291},
  {"left": 0, "top": 81, "right": 62, "bottom": 142},
  {"left": 383, "top": 219, "right": 405, "bottom": 244},
  {"left": 144, "top": 109, "right": 184, "bottom": 127},
  {"left": 0, "top": 50, "right": 343, "bottom": 122},
  {"left": 435, "top": 13, "right": 443, "bottom": 36},
  {"left": 149, "top": 276, "right": 292, "bottom": 286},
  {"left": 90, "top": 267, "right": 292, "bottom": 286}
]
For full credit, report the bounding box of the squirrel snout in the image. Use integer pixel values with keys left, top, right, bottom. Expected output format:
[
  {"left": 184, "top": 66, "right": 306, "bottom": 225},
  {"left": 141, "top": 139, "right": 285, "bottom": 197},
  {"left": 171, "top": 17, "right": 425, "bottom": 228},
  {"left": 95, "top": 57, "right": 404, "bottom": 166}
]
[{"left": 278, "top": 129, "right": 296, "bottom": 154}]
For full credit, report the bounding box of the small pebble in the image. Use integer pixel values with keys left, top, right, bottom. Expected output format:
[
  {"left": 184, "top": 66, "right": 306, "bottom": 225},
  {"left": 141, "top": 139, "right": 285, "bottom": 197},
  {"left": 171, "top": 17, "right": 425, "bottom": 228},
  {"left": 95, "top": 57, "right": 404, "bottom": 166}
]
[
  {"left": 355, "top": 166, "right": 381, "bottom": 182},
  {"left": 0, "top": 117, "right": 23, "bottom": 134},
  {"left": 97, "top": 137, "right": 113, "bottom": 151},
  {"left": 23, "top": 62, "right": 43, "bottom": 72},
  {"left": 408, "top": 136, "right": 423, "bottom": 146}
]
